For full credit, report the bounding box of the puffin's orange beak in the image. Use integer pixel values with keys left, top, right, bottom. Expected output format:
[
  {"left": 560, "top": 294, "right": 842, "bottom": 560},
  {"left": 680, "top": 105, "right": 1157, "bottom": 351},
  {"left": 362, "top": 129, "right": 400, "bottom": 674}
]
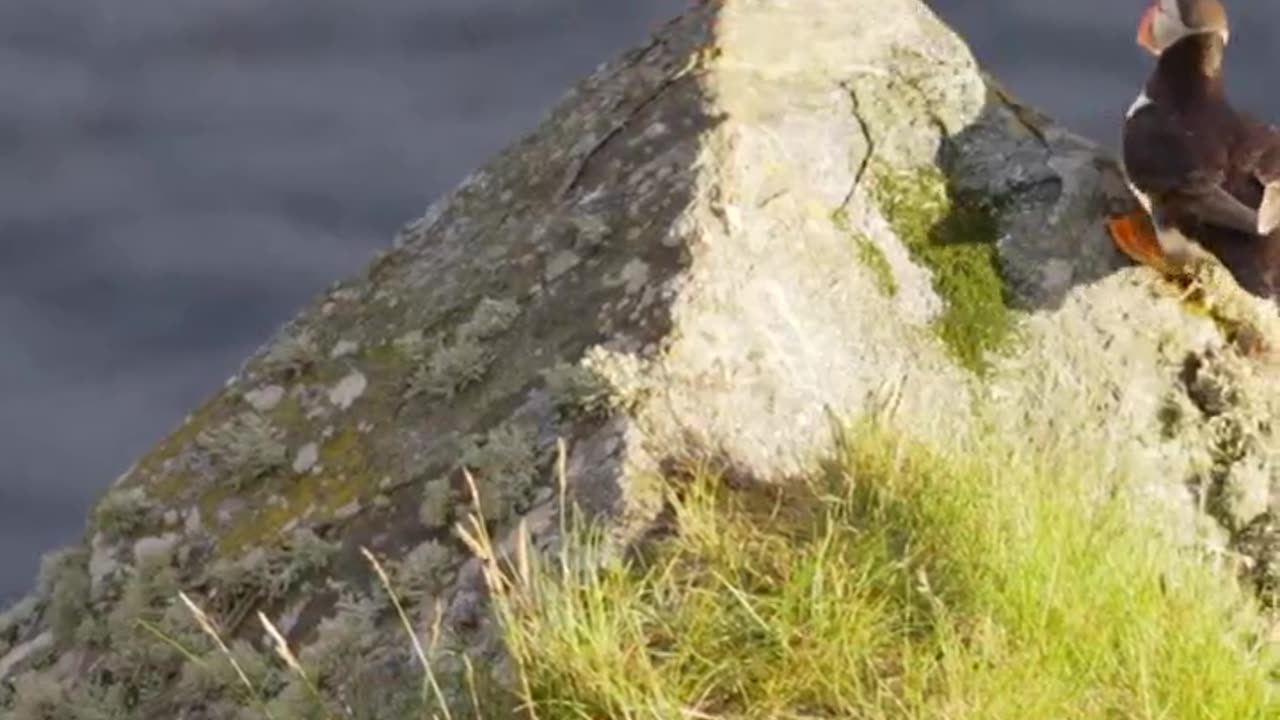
[{"left": 1137, "top": 5, "right": 1159, "bottom": 53}]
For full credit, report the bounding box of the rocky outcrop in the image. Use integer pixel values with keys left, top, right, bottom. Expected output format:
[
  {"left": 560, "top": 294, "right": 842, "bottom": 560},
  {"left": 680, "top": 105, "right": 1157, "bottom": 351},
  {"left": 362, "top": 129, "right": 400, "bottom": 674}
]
[{"left": 6, "top": 0, "right": 1280, "bottom": 716}]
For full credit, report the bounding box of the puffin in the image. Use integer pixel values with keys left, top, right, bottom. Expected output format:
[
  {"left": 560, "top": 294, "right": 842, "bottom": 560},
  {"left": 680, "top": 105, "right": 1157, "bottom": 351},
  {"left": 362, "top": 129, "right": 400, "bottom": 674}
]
[{"left": 1107, "top": 0, "right": 1280, "bottom": 301}]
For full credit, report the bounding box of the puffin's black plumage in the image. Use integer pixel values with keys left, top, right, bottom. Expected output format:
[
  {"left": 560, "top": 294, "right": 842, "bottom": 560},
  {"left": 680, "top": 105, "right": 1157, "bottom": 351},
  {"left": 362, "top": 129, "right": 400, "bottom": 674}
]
[{"left": 1121, "top": 0, "right": 1280, "bottom": 300}]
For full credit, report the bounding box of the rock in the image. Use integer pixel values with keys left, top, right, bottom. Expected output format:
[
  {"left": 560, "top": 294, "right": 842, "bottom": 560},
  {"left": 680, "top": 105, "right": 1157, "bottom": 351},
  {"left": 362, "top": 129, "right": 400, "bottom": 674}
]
[
  {"left": 0, "top": 630, "right": 52, "bottom": 682},
  {"left": 243, "top": 384, "right": 285, "bottom": 412},
  {"left": 13, "top": 0, "right": 1280, "bottom": 715},
  {"left": 87, "top": 532, "right": 120, "bottom": 596},
  {"left": 183, "top": 508, "right": 203, "bottom": 535},
  {"left": 292, "top": 442, "right": 319, "bottom": 474},
  {"left": 0, "top": 596, "right": 39, "bottom": 658},
  {"left": 327, "top": 370, "right": 367, "bottom": 410},
  {"left": 132, "top": 533, "right": 180, "bottom": 564},
  {"left": 1219, "top": 458, "right": 1272, "bottom": 529},
  {"left": 330, "top": 339, "right": 360, "bottom": 358}
]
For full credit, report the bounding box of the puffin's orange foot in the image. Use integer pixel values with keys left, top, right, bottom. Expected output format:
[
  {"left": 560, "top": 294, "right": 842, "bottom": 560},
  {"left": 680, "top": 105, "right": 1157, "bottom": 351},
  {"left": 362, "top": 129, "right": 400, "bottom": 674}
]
[{"left": 1107, "top": 211, "right": 1173, "bottom": 275}]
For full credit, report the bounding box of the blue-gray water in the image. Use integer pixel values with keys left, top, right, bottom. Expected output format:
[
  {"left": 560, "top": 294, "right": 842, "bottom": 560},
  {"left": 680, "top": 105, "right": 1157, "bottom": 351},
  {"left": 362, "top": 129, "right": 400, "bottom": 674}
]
[{"left": 1, "top": 1, "right": 1277, "bottom": 601}]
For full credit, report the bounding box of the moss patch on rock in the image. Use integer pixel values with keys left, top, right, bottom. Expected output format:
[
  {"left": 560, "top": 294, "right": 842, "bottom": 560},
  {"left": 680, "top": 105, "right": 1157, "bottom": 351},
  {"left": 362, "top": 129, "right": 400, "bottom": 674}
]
[
  {"left": 870, "top": 164, "right": 1014, "bottom": 374},
  {"left": 207, "top": 428, "right": 373, "bottom": 558},
  {"left": 832, "top": 209, "right": 897, "bottom": 298}
]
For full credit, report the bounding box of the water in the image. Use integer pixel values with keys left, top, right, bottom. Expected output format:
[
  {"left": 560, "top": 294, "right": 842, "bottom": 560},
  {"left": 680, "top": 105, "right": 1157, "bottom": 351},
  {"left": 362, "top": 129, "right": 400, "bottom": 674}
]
[{"left": 1, "top": 0, "right": 1277, "bottom": 601}]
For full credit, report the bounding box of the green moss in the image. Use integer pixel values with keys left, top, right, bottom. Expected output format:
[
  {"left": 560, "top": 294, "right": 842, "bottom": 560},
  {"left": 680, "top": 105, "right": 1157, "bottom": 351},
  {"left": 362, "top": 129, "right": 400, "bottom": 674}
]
[
  {"left": 211, "top": 428, "right": 372, "bottom": 557},
  {"left": 267, "top": 392, "right": 307, "bottom": 433},
  {"left": 870, "top": 164, "right": 1014, "bottom": 374},
  {"left": 855, "top": 236, "right": 897, "bottom": 298},
  {"left": 125, "top": 394, "right": 231, "bottom": 502},
  {"left": 362, "top": 339, "right": 411, "bottom": 368},
  {"left": 832, "top": 210, "right": 898, "bottom": 298}
]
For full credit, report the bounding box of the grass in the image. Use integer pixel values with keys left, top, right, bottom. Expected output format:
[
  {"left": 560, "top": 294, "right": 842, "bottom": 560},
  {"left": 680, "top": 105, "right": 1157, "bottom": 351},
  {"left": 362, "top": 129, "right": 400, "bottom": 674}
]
[
  {"left": 476, "top": 424, "right": 1280, "bottom": 720},
  {"left": 21, "top": 425, "right": 1278, "bottom": 719}
]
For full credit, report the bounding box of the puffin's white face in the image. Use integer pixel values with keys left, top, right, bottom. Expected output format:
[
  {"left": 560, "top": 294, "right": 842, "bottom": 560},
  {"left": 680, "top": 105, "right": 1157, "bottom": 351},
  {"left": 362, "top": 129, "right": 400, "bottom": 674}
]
[{"left": 1137, "top": 0, "right": 1229, "bottom": 55}]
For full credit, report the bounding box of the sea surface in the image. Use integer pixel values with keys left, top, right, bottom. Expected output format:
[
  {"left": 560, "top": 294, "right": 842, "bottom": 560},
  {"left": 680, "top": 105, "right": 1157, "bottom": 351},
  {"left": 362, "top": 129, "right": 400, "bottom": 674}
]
[{"left": 2, "top": 0, "right": 1277, "bottom": 601}]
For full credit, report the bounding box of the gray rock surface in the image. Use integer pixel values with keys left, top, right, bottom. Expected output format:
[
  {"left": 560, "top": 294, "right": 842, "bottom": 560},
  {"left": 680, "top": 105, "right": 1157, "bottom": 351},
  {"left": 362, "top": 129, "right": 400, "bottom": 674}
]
[{"left": 6, "top": 0, "right": 1280, "bottom": 715}]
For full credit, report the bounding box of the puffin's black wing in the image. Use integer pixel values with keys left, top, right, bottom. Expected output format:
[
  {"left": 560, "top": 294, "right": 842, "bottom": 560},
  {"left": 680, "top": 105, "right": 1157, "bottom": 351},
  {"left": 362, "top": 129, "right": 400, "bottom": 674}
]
[
  {"left": 1232, "top": 116, "right": 1280, "bottom": 233},
  {"left": 1234, "top": 116, "right": 1280, "bottom": 182},
  {"left": 1123, "top": 105, "right": 1262, "bottom": 234}
]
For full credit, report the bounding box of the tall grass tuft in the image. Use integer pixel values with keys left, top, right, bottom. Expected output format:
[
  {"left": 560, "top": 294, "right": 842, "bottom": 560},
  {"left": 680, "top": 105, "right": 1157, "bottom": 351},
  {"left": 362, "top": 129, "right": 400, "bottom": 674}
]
[{"left": 475, "top": 423, "right": 1280, "bottom": 720}]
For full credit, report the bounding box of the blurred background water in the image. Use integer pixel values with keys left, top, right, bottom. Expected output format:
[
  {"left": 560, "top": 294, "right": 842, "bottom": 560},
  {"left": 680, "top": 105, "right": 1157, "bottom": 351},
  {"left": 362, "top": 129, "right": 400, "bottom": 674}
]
[{"left": 1, "top": 0, "right": 1276, "bottom": 601}]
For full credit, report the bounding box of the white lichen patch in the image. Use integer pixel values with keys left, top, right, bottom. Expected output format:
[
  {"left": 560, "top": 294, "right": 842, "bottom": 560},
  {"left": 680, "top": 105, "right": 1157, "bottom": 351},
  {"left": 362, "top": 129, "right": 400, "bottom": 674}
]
[
  {"left": 394, "top": 330, "right": 425, "bottom": 351},
  {"left": 616, "top": 259, "right": 651, "bottom": 295},
  {"left": 545, "top": 250, "right": 582, "bottom": 282},
  {"left": 0, "top": 631, "right": 53, "bottom": 682},
  {"left": 0, "top": 596, "right": 38, "bottom": 646},
  {"left": 333, "top": 499, "right": 362, "bottom": 521},
  {"left": 330, "top": 339, "right": 360, "bottom": 359},
  {"left": 132, "top": 534, "right": 180, "bottom": 565},
  {"left": 243, "top": 384, "right": 285, "bottom": 412},
  {"left": 328, "top": 370, "right": 368, "bottom": 410},
  {"left": 183, "top": 508, "right": 203, "bottom": 535},
  {"left": 293, "top": 442, "right": 319, "bottom": 474}
]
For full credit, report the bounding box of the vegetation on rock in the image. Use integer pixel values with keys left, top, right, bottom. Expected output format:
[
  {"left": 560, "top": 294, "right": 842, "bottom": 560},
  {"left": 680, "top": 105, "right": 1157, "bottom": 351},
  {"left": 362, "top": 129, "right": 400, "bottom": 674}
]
[
  {"left": 833, "top": 209, "right": 898, "bottom": 298},
  {"left": 37, "top": 547, "right": 90, "bottom": 646},
  {"left": 485, "top": 424, "right": 1280, "bottom": 719},
  {"left": 869, "top": 164, "right": 1015, "bottom": 374},
  {"left": 93, "top": 487, "right": 159, "bottom": 539}
]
